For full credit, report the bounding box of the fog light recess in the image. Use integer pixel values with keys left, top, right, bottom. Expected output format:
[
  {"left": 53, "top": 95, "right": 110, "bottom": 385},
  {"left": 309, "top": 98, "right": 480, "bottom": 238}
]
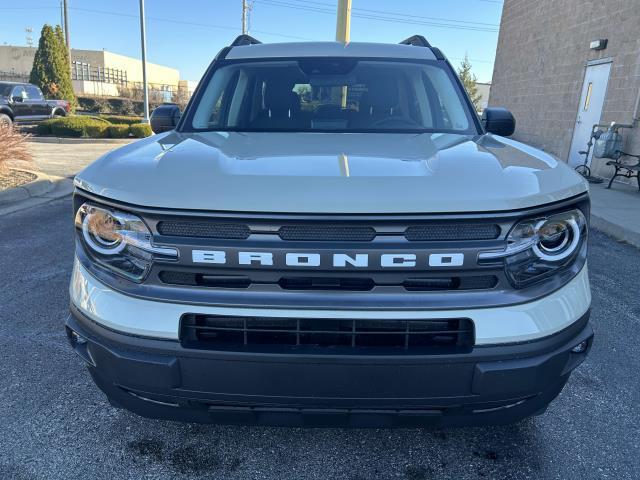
[{"left": 571, "top": 340, "right": 589, "bottom": 354}]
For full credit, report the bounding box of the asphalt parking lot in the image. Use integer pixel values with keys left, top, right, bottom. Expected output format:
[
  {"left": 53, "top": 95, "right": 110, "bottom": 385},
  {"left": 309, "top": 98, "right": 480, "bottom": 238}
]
[{"left": 1, "top": 197, "right": 639, "bottom": 480}]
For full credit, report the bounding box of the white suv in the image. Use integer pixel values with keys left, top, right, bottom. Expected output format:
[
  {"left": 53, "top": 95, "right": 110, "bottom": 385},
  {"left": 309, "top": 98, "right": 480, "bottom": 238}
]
[{"left": 66, "top": 35, "right": 592, "bottom": 427}]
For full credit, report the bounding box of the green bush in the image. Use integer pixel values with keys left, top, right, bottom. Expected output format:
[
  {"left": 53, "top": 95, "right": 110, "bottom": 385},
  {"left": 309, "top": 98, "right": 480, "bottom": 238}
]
[
  {"left": 44, "top": 116, "right": 112, "bottom": 137},
  {"left": 101, "top": 115, "right": 143, "bottom": 125},
  {"left": 129, "top": 123, "right": 153, "bottom": 138},
  {"left": 85, "top": 123, "right": 110, "bottom": 138},
  {"left": 106, "top": 98, "right": 137, "bottom": 116},
  {"left": 83, "top": 116, "right": 111, "bottom": 124},
  {"left": 36, "top": 119, "right": 54, "bottom": 135},
  {"left": 108, "top": 124, "right": 130, "bottom": 138}
]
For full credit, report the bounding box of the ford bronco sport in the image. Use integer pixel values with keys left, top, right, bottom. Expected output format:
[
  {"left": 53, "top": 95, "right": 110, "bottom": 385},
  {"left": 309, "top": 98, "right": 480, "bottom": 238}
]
[{"left": 66, "top": 35, "right": 592, "bottom": 427}]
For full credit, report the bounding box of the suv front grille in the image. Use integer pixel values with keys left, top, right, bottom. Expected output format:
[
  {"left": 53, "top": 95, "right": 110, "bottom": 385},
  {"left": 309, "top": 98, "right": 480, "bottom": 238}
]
[
  {"left": 180, "top": 314, "right": 475, "bottom": 354},
  {"left": 155, "top": 219, "right": 501, "bottom": 242}
]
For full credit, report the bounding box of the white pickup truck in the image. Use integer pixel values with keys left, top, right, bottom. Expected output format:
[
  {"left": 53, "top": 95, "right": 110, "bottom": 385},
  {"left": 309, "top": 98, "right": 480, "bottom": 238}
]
[{"left": 66, "top": 35, "right": 592, "bottom": 427}]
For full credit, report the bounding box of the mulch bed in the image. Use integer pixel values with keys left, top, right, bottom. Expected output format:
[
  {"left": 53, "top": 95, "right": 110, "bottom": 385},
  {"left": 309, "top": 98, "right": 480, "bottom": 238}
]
[{"left": 0, "top": 169, "right": 37, "bottom": 191}]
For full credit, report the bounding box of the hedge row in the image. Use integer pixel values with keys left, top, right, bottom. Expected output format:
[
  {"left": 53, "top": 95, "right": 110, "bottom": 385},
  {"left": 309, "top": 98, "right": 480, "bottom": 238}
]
[
  {"left": 37, "top": 116, "right": 153, "bottom": 138},
  {"left": 77, "top": 96, "right": 164, "bottom": 116}
]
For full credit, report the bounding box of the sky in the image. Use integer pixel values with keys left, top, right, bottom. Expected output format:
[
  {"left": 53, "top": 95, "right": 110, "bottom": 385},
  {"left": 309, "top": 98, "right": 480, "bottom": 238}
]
[{"left": 1, "top": 0, "right": 503, "bottom": 83}]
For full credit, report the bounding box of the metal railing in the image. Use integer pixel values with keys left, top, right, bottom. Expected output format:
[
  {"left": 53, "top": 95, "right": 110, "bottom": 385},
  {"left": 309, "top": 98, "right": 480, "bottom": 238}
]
[{"left": 71, "top": 62, "right": 128, "bottom": 84}]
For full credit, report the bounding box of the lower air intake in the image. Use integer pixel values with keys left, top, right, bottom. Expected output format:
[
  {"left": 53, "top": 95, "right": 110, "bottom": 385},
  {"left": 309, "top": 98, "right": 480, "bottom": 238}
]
[{"left": 180, "top": 315, "right": 475, "bottom": 354}]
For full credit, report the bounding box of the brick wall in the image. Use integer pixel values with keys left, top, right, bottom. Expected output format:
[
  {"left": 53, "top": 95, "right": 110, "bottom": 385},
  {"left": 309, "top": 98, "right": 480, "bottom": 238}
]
[{"left": 489, "top": 0, "right": 640, "bottom": 180}]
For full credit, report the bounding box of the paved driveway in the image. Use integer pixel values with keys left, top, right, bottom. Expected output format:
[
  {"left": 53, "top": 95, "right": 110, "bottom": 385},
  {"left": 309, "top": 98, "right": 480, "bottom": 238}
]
[
  {"left": 0, "top": 198, "right": 638, "bottom": 480},
  {"left": 27, "top": 139, "right": 133, "bottom": 178}
]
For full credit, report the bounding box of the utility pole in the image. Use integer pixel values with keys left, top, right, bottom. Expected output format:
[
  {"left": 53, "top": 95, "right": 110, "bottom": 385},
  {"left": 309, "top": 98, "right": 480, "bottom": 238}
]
[
  {"left": 63, "top": 0, "right": 70, "bottom": 50},
  {"left": 139, "top": 0, "right": 150, "bottom": 123},
  {"left": 335, "top": 0, "right": 352, "bottom": 43},
  {"left": 335, "top": 0, "right": 352, "bottom": 108},
  {"left": 242, "top": 0, "right": 248, "bottom": 35}
]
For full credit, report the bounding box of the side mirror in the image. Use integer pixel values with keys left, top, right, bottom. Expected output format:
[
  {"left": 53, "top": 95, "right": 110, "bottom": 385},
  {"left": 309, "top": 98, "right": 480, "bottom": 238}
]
[
  {"left": 482, "top": 107, "right": 516, "bottom": 137},
  {"left": 150, "top": 104, "right": 181, "bottom": 134},
  {"left": 12, "top": 96, "right": 23, "bottom": 103}
]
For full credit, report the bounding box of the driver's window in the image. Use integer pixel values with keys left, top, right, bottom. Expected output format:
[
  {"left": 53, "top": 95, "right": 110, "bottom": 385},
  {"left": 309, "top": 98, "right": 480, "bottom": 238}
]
[{"left": 12, "top": 86, "right": 27, "bottom": 100}]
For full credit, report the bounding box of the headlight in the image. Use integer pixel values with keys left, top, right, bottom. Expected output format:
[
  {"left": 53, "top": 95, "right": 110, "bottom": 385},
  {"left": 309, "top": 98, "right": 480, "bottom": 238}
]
[
  {"left": 479, "top": 209, "right": 587, "bottom": 288},
  {"left": 75, "top": 203, "right": 177, "bottom": 281}
]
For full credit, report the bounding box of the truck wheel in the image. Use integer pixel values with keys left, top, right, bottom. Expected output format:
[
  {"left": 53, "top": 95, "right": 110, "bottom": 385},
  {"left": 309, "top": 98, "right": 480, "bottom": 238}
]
[
  {"left": 0, "top": 113, "right": 12, "bottom": 129},
  {"left": 52, "top": 109, "right": 66, "bottom": 118}
]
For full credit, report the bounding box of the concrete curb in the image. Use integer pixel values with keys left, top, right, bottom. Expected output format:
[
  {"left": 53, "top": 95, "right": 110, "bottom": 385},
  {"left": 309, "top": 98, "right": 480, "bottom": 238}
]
[
  {"left": 0, "top": 169, "right": 73, "bottom": 216},
  {"left": 591, "top": 214, "right": 640, "bottom": 249},
  {"left": 0, "top": 169, "right": 55, "bottom": 205},
  {"left": 28, "top": 137, "right": 135, "bottom": 145}
]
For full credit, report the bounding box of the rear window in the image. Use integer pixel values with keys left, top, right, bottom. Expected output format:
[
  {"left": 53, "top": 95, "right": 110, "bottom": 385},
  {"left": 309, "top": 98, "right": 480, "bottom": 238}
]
[{"left": 187, "top": 58, "right": 477, "bottom": 134}]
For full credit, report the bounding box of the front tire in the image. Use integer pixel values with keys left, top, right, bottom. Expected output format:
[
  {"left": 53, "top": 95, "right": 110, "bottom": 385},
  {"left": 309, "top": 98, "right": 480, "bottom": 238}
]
[
  {"left": 52, "top": 108, "right": 66, "bottom": 118},
  {"left": 0, "top": 113, "right": 13, "bottom": 129}
]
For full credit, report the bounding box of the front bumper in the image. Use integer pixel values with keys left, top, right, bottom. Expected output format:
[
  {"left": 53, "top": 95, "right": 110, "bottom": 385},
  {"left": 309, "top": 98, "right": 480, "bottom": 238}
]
[{"left": 66, "top": 304, "right": 593, "bottom": 427}]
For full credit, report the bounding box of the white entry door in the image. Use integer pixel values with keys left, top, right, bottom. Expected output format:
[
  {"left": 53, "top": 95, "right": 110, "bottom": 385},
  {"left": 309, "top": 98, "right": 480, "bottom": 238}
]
[{"left": 568, "top": 61, "right": 612, "bottom": 167}]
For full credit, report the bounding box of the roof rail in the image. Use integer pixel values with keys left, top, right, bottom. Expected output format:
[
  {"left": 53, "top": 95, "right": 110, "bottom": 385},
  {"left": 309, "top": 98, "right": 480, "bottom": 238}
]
[
  {"left": 230, "top": 34, "right": 262, "bottom": 47},
  {"left": 399, "top": 35, "right": 432, "bottom": 48}
]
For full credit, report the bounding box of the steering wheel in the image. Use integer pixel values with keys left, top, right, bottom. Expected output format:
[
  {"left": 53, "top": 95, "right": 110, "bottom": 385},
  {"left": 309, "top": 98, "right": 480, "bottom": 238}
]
[{"left": 370, "top": 116, "right": 419, "bottom": 128}]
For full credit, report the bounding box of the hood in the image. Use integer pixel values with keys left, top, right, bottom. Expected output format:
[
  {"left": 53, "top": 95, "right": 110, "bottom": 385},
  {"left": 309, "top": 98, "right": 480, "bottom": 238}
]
[{"left": 75, "top": 131, "right": 588, "bottom": 214}]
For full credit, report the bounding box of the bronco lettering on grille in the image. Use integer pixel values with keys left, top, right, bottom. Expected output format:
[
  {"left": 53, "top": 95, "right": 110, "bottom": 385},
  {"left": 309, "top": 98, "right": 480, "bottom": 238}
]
[{"left": 191, "top": 250, "right": 465, "bottom": 268}]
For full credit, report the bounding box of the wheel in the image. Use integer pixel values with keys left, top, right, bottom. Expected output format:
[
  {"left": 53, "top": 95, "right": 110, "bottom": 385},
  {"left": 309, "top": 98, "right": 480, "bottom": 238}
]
[
  {"left": 574, "top": 164, "right": 591, "bottom": 177},
  {"left": 52, "top": 108, "right": 66, "bottom": 118},
  {"left": 0, "top": 113, "right": 12, "bottom": 129}
]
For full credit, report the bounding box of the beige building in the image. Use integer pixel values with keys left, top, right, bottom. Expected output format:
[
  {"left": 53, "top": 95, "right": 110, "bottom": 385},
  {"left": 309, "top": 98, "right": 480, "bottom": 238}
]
[{"left": 0, "top": 45, "right": 181, "bottom": 99}]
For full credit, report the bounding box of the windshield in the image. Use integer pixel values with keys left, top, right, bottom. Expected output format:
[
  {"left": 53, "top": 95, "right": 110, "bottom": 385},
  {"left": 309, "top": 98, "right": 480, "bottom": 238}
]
[
  {"left": 187, "top": 58, "right": 478, "bottom": 134},
  {"left": 0, "top": 84, "right": 15, "bottom": 97}
]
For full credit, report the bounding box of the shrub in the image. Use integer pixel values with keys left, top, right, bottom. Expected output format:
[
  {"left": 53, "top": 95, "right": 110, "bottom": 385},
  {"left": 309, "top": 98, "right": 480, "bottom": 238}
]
[
  {"left": 119, "top": 98, "right": 136, "bottom": 116},
  {"left": 101, "top": 115, "right": 143, "bottom": 125},
  {"left": 0, "top": 126, "right": 32, "bottom": 172},
  {"left": 46, "top": 116, "right": 111, "bottom": 137},
  {"left": 85, "top": 123, "right": 110, "bottom": 138},
  {"left": 129, "top": 123, "right": 153, "bottom": 138},
  {"left": 36, "top": 119, "right": 54, "bottom": 135},
  {"left": 106, "top": 98, "right": 136, "bottom": 116},
  {"left": 108, "top": 124, "right": 130, "bottom": 138},
  {"left": 84, "top": 116, "right": 111, "bottom": 125},
  {"left": 78, "top": 97, "right": 110, "bottom": 114}
]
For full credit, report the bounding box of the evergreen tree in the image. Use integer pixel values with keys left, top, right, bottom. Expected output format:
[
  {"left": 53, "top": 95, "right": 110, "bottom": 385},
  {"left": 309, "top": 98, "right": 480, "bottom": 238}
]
[
  {"left": 29, "top": 24, "right": 76, "bottom": 111},
  {"left": 457, "top": 54, "right": 482, "bottom": 111}
]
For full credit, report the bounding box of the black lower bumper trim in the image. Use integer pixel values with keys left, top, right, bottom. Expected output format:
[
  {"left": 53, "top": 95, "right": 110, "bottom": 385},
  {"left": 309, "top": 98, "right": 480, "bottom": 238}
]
[{"left": 66, "top": 305, "right": 592, "bottom": 427}]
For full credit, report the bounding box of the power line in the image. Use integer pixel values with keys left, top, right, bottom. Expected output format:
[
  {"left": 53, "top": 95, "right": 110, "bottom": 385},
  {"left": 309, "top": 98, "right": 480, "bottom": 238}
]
[
  {"left": 254, "top": 0, "right": 498, "bottom": 32},
  {"left": 282, "top": 0, "right": 500, "bottom": 27},
  {"left": 67, "top": 6, "right": 312, "bottom": 40}
]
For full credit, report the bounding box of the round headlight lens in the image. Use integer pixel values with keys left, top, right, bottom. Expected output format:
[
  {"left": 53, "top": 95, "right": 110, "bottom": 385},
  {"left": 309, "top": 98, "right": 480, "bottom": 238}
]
[
  {"left": 82, "top": 207, "right": 127, "bottom": 255},
  {"left": 532, "top": 215, "right": 581, "bottom": 261}
]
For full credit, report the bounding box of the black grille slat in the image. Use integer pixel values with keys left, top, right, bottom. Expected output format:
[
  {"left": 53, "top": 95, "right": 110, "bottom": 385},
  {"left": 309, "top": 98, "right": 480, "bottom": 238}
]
[
  {"left": 404, "top": 224, "right": 500, "bottom": 241},
  {"left": 181, "top": 315, "right": 474, "bottom": 354},
  {"left": 157, "top": 221, "right": 251, "bottom": 239},
  {"left": 278, "top": 225, "right": 376, "bottom": 242},
  {"left": 159, "top": 271, "right": 251, "bottom": 289},
  {"left": 160, "top": 271, "right": 497, "bottom": 292}
]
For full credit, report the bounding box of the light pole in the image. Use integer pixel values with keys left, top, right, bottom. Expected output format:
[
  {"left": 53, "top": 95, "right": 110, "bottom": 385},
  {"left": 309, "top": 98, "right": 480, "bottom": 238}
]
[
  {"left": 139, "top": 0, "right": 150, "bottom": 123},
  {"left": 242, "top": 0, "right": 248, "bottom": 34}
]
